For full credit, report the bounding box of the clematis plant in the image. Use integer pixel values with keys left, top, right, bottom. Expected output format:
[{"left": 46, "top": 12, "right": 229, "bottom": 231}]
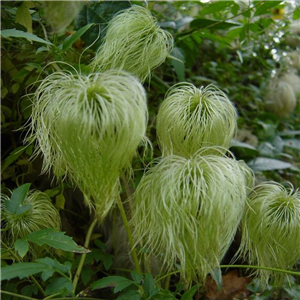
[
  {"left": 91, "top": 5, "right": 173, "bottom": 82},
  {"left": 236, "top": 182, "right": 300, "bottom": 287},
  {"left": 1, "top": 190, "right": 61, "bottom": 248},
  {"left": 26, "top": 69, "right": 148, "bottom": 219},
  {"left": 130, "top": 147, "right": 253, "bottom": 285},
  {"left": 156, "top": 83, "right": 237, "bottom": 157}
]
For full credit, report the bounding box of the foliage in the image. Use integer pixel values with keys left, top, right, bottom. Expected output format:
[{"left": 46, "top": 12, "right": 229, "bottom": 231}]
[{"left": 1, "top": 1, "right": 300, "bottom": 300}]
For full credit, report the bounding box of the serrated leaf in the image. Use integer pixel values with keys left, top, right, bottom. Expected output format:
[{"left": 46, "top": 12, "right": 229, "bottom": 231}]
[
  {"left": 181, "top": 284, "right": 200, "bottom": 300},
  {"left": 117, "top": 289, "right": 141, "bottom": 300},
  {"left": 45, "top": 277, "right": 73, "bottom": 296},
  {"left": 143, "top": 273, "right": 158, "bottom": 298},
  {"left": 1, "top": 29, "right": 52, "bottom": 45},
  {"left": 131, "top": 271, "right": 143, "bottom": 284},
  {"left": 247, "top": 157, "right": 292, "bottom": 171},
  {"left": 91, "top": 276, "right": 134, "bottom": 293},
  {"left": 26, "top": 229, "right": 88, "bottom": 253},
  {"left": 14, "top": 239, "right": 29, "bottom": 258},
  {"left": 74, "top": 1, "right": 131, "bottom": 49},
  {"left": 1, "top": 262, "right": 47, "bottom": 280},
  {"left": 5, "top": 183, "right": 31, "bottom": 216}
]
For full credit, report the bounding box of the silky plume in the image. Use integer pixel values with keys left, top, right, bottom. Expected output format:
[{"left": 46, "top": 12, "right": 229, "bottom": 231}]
[
  {"left": 26, "top": 69, "right": 148, "bottom": 219},
  {"left": 91, "top": 5, "right": 173, "bottom": 82},
  {"left": 156, "top": 83, "right": 237, "bottom": 157},
  {"left": 130, "top": 147, "right": 253, "bottom": 285},
  {"left": 236, "top": 182, "right": 300, "bottom": 287}
]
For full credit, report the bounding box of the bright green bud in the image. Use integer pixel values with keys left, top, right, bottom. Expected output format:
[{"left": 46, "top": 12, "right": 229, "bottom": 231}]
[
  {"left": 26, "top": 70, "right": 148, "bottom": 219},
  {"left": 236, "top": 182, "right": 300, "bottom": 287},
  {"left": 156, "top": 83, "right": 237, "bottom": 157},
  {"left": 130, "top": 148, "right": 251, "bottom": 285},
  {"left": 91, "top": 5, "right": 173, "bottom": 82}
]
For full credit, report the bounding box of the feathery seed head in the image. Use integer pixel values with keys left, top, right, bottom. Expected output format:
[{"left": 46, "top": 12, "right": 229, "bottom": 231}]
[
  {"left": 91, "top": 5, "right": 173, "bottom": 82},
  {"left": 1, "top": 190, "right": 61, "bottom": 245},
  {"left": 237, "top": 182, "right": 300, "bottom": 287},
  {"left": 130, "top": 148, "right": 249, "bottom": 284},
  {"left": 26, "top": 69, "right": 148, "bottom": 219},
  {"left": 156, "top": 83, "right": 237, "bottom": 157},
  {"left": 41, "top": 1, "right": 84, "bottom": 34}
]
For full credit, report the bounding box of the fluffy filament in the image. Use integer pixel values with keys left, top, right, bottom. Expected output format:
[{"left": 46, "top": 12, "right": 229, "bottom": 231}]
[
  {"left": 91, "top": 5, "right": 173, "bottom": 82},
  {"left": 156, "top": 83, "right": 237, "bottom": 157},
  {"left": 26, "top": 69, "right": 148, "bottom": 219},
  {"left": 130, "top": 147, "right": 252, "bottom": 285},
  {"left": 1, "top": 190, "right": 61, "bottom": 244},
  {"left": 236, "top": 182, "right": 300, "bottom": 287}
]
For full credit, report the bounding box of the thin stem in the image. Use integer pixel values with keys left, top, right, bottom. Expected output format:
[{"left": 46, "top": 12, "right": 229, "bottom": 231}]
[
  {"left": 220, "top": 265, "right": 300, "bottom": 276},
  {"left": 1, "top": 241, "right": 46, "bottom": 297},
  {"left": 0, "top": 290, "right": 38, "bottom": 300},
  {"left": 116, "top": 195, "right": 141, "bottom": 273},
  {"left": 156, "top": 270, "right": 180, "bottom": 283},
  {"left": 72, "top": 218, "right": 98, "bottom": 294}
]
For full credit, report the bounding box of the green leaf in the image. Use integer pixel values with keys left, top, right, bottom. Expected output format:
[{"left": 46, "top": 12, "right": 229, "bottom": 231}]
[
  {"left": 181, "top": 284, "right": 200, "bottom": 300},
  {"left": 1, "top": 29, "right": 52, "bottom": 45},
  {"left": 210, "top": 268, "right": 223, "bottom": 291},
  {"left": 35, "top": 257, "right": 71, "bottom": 281},
  {"left": 247, "top": 157, "right": 292, "bottom": 171},
  {"left": 5, "top": 183, "right": 31, "bottom": 215},
  {"left": 254, "top": 1, "right": 281, "bottom": 17},
  {"left": 1, "top": 262, "right": 47, "bottom": 280},
  {"left": 91, "top": 276, "right": 135, "bottom": 293},
  {"left": 14, "top": 239, "right": 29, "bottom": 258},
  {"left": 283, "top": 139, "right": 300, "bottom": 151},
  {"left": 61, "top": 23, "right": 94, "bottom": 52},
  {"left": 15, "top": 2, "right": 32, "bottom": 33},
  {"left": 1, "top": 146, "right": 27, "bottom": 173},
  {"left": 45, "top": 277, "right": 73, "bottom": 296},
  {"left": 131, "top": 271, "right": 143, "bottom": 284},
  {"left": 21, "top": 284, "right": 38, "bottom": 297},
  {"left": 142, "top": 273, "right": 158, "bottom": 298},
  {"left": 26, "top": 228, "right": 88, "bottom": 253},
  {"left": 190, "top": 18, "right": 241, "bottom": 31},
  {"left": 117, "top": 289, "right": 141, "bottom": 300},
  {"left": 170, "top": 47, "right": 185, "bottom": 82},
  {"left": 74, "top": 1, "right": 131, "bottom": 49},
  {"left": 199, "top": 1, "right": 235, "bottom": 15},
  {"left": 293, "top": 7, "right": 300, "bottom": 20}
]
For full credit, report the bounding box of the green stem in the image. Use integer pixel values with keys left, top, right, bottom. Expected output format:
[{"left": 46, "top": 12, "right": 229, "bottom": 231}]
[
  {"left": 156, "top": 270, "right": 180, "bottom": 283},
  {"left": 220, "top": 265, "right": 300, "bottom": 276},
  {"left": 116, "top": 195, "right": 141, "bottom": 273},
  {"left": 1, "top": 241, "right": 46, "bottom": 297},
  {"left": 0, "top": 290, "right": 37, "bottom": 300},
  {"left": 72, "top": 218, "right": 98, "bottom": 294}
]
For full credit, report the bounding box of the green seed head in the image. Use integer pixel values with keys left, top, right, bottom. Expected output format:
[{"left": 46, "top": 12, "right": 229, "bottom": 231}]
[
  {"left": 26, "top": 69, "right": 148, "bottom": 219},
  {"left": 91, "top": 5, "right": 173, "bottom": 82},
  {"left": 130, "top": 148, "right": 250, "bottom": 284},
  {"left": 1, "top": 191, "right": 61, "bottom": 246},
  {"left": 41, "top": 1, "right": 84, "bottom": 34},
  {"left": 236, "top": 182, "right": 300, "bottom": 287},
  {"left": 156, "top": 83, "right": 237, "bottom": 157}
]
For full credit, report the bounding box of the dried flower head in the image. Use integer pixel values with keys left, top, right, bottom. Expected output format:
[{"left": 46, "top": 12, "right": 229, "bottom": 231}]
[
  {"left": 236, "top": 182, "right": 300, "bottom": 287},
  {"left": 156, "top": 83, "right": 237, "bottom": 157},
  {"left": 91, "top": 5, "right": 173, "bottom": 82},
  {"left": 26, "top": 69, "right": 148, "bottom": 219},
  {"left": 1, "top": 190, "right": 61, "bottom": 244},
  {"left": 130, "top": 148, "right": 252, "bottom": 284}
]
